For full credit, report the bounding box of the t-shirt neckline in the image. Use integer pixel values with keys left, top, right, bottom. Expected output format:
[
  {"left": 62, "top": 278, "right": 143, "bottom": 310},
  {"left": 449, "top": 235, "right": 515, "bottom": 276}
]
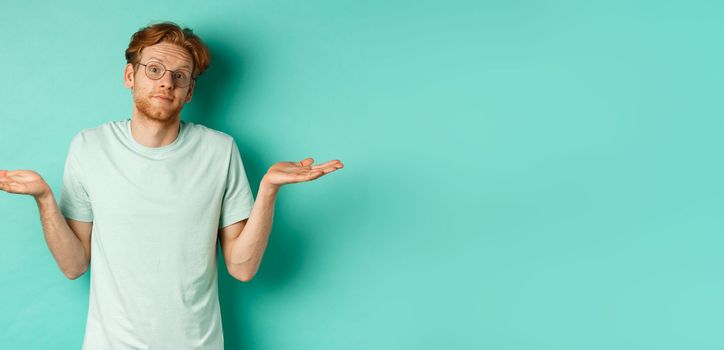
[{"left": 124, "top": 118, "right": 187, "bottom": 156}]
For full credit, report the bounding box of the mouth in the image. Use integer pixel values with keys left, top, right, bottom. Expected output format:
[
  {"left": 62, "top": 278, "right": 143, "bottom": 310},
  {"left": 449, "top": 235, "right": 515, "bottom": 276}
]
[{"left": 152, "top": 95, "right": 173, "bottom": 102}]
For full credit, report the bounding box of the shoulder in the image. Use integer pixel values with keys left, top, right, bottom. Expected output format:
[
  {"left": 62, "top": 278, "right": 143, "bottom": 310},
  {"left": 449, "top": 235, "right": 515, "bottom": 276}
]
[
  {"left": 66, "top": 120, "right": 128, "bottom": 162},
  {"left": 185, "top": 121, "right": 237, "bottom": 148},
  {"left": 70, "top": 120, "right": 123, "bottom": 146}
]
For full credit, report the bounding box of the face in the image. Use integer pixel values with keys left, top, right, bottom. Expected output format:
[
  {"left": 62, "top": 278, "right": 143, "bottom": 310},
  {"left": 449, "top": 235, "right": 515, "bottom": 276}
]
[{"left": 124, "top": 42, "right": 195, "bottom": 124}]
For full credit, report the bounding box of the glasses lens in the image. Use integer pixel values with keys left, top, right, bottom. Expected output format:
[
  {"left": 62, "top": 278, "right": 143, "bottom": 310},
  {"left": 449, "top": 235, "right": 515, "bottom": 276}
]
[
  {"left": 145, "top": 63, "right": 164, "bottom": 79},
  {"left": 173, "top": 71, "right": 190, "bottom": 87}
]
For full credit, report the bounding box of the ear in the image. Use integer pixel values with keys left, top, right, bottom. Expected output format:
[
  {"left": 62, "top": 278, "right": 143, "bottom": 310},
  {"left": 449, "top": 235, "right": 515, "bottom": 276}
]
[
  {"left": 123, "top": 63, "right": 135, "bottom": 89},
  {"left": 185, "top": 79, "right": 195, "bottom": 103}
]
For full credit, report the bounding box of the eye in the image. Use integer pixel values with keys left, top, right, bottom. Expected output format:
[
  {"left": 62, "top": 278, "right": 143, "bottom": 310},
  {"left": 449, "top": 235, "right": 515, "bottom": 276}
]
[
  {"left": 174, "top": 72, "right": 188, "bottom": 80},
  {"left": 147, "top": 64, "right": 163, "bottom": 73}
]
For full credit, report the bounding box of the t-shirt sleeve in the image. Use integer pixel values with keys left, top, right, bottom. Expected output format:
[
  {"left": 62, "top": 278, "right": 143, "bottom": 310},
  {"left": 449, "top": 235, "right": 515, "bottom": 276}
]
[
  {"left": 59, "top": 133, "right": 94, "bottom": 222},
  {"left": 219, "top": 139, "right": 255, "bottom": 229}
]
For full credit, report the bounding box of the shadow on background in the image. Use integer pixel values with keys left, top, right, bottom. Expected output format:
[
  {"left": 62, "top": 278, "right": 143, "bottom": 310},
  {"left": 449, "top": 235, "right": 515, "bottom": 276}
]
[{"left": 184, "top": 34, "right": 309, "bottom": 350}]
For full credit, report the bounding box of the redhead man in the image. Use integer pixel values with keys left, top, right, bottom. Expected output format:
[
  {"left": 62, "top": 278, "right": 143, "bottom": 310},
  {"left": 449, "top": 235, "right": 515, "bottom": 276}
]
[{"left": 0, "top": 21, "right": 343, "bottom": 349}]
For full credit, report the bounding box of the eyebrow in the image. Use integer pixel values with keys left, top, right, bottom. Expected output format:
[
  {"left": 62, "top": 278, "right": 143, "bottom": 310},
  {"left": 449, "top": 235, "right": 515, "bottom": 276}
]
[{"left": 146, "top": 57, "right": 192, "bottom": 70}]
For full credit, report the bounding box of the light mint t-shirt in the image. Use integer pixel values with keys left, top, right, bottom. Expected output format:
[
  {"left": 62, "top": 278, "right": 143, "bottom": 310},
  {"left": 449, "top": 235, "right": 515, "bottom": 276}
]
[{"left": 58, "top": 118, "right": 255, "bottom": 350}]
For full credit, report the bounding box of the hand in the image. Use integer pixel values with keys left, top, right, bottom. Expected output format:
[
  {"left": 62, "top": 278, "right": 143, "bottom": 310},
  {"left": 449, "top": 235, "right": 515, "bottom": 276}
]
[
  {"left": 0, "top": 169, "right": 51, "bottom": 198},
  {"left": 262, "top": 158, "right": 344, "bottom": 189}
]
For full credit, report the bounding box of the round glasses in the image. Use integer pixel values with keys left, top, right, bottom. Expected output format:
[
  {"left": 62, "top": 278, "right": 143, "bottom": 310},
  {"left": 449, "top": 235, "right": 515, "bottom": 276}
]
[{"left": 138, "top": 61, "right": 194, "bottom": 88}]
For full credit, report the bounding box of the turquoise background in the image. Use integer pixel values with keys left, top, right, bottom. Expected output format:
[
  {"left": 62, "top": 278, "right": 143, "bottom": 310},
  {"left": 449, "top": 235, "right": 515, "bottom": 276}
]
[{"left": 1, "top": 0, "right": 723, "bottom": 349}]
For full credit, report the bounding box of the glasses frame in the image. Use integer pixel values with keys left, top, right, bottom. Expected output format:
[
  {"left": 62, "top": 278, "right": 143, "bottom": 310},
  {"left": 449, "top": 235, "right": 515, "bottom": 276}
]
[{"left": 137, "top": 61, "right": 195, "bottom": 88}]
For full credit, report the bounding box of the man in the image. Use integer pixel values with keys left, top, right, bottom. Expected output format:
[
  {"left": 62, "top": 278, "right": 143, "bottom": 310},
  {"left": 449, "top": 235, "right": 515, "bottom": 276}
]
[{"left": 0, "top": 21, "right": 343, "bottom": 349}]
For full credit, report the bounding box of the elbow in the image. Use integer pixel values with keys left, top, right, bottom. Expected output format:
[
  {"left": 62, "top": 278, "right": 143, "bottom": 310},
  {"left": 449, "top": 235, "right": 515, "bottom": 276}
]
[
  {"left": 63, "top": 265, "right": 88, "bottom": 280},
  {"left": 236, "top": 275, "right": 253, "bottom": 283},
  {"left": 234, "top": 270, "right": 255, "bottom": 283},
  {"left": 64, "top": 271, "right": 83, "bottom": 280},
  {"left": 230, "top": 265, "right": 255, "bottom": 282}
]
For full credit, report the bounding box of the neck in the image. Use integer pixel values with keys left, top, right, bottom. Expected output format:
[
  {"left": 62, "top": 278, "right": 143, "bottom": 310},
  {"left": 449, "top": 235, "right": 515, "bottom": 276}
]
[{"left": 129, "top": 114, "right": 181, "bottom": 148}]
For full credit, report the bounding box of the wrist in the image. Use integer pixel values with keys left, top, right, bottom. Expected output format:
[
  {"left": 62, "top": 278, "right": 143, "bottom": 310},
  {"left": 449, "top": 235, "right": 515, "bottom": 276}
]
[
  {"left": 34, "top": 188, "right": 54, "bottom": 205},
  {"left": 259, "top": 176, "right": 280, "bottom": 196}
]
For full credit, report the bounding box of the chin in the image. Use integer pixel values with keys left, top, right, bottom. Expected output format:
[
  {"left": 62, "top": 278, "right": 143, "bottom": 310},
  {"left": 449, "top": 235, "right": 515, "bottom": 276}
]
[
  {"left": 151, "top": 110, "right": 180, "bottom": 121},
  {"left": 136, "top": 98, "right": 184, "bottom": 123}
]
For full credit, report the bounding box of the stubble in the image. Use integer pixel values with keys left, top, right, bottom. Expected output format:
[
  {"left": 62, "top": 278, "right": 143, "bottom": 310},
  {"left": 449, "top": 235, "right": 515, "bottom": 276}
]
[{"left": 134, "top": 93, "right": 185, "bottom": 125}]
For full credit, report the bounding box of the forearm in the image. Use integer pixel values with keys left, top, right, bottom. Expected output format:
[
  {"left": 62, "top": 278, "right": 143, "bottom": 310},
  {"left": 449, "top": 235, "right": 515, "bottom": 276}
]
[
  {"left": 35, "top": 191, "right": 88, "bottom": 279},
  {"left": 229, "top": 180, "right": 279, "bottom": 280}
]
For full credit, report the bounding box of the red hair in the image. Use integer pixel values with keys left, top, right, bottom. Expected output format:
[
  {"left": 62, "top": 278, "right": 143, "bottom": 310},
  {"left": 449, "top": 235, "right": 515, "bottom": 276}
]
[{"left": 125, "top": 21, "right": 211, "bottom": 78}]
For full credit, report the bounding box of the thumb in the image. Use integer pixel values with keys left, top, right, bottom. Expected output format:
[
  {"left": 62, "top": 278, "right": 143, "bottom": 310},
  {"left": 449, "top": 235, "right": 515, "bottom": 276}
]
[{"left": 300, "top": 158, "right": 314, "bottom": 166}]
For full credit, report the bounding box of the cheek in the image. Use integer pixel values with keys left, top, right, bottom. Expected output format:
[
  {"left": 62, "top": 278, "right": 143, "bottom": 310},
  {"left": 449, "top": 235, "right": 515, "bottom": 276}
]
[
  {"left": 131, "top": 89, "right": 144, "bottom": 102},
  {"left": 132, "top": 86, "right": 153, "bottom": 104},
  {"left": 177, "top": 90, "right": 191, "bottom": 101},
  {"left": 132, "top": 81, "right": 147, "bottom": 92}
]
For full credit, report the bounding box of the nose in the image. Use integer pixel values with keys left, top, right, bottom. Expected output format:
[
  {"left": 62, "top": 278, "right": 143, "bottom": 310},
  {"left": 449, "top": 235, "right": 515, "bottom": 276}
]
[{"left": 158, "top": 70, "right": 175, "bottom": 89}]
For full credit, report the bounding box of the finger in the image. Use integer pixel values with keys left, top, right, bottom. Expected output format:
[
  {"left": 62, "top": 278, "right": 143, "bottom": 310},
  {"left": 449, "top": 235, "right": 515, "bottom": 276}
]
[
  {"left": 310, "top": 160, "right": 341, "bottom": 169},
  {"left": 0, "top": 176, "right": 15, "bottom": 184},
  {"left": 295, "top": 166, "right": 337, "bottom": 177},
  {"left": 0, "top": 182, "right": 18, "bottom": 193},
  {"left": 1, "top": 174, "right": 23, "bottom": 182},
  {"left": 312, "top": 161, "right": 344, "bottom": 171},
  {"left": 303, "top": 172, "right": 324, "bottom": 181},
  {"left": 313, "top": 163, "right": 344, "bottom": 173},
  {"left": 292, "top": 169, "right": 322, "bottom": 177},
  {"left": 299, "top": 158, "right": 314, "bottom": 167},
  {"left": 296, "top": 169, "right": 323, "bottom": 178},
  {"left": 288, "top": 160, "right": 310, "bottom": 168},
  {"left": 321, "top": 166, "right": 340, "bottom": 174}
]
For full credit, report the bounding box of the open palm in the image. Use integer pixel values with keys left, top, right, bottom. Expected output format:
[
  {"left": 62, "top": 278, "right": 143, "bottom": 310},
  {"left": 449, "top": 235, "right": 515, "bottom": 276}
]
[
  {"left": 0, "top": 170, "right": 49, "bottom": 197},
  {"left": 263, "top": 157, "right": 344, "bottom": 187}
]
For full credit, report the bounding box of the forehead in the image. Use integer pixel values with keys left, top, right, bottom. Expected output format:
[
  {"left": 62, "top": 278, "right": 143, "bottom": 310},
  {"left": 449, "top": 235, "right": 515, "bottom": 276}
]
[{"left": 139, "top": 42, "right": 193, "bottom": 69}]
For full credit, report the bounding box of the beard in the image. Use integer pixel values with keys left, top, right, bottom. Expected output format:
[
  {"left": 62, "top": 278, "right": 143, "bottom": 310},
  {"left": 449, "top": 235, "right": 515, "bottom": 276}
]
[{"left": 134, "top": 93, "right": 185, "bottom": 125}]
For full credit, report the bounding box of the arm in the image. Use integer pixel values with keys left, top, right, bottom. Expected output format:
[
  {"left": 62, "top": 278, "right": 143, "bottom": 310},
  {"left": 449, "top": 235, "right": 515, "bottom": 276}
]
[
  {"left": 218, "top": 157, "right": 343, "bottom": 282},
  {"left": 1, "top": 170, "right": 92, "bottom": 280},
  {"left": 36, "top": 191, "right": 93, "bottom": 280},
  {"left": 219, "top": 179, "right": 278, "bottom": 282}
]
